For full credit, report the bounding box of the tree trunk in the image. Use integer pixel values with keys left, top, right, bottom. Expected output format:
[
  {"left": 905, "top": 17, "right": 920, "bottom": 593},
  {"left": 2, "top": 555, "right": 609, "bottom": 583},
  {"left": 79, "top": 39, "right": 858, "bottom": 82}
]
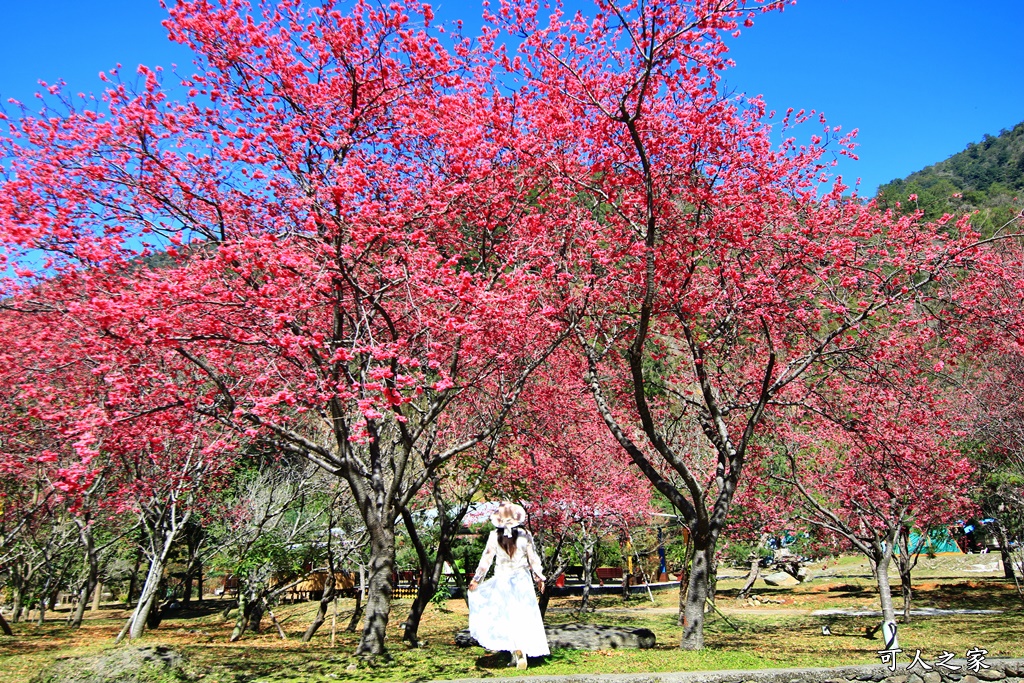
[
  {"left": 91, "top": 581, "right": 103, "bottom": 612},
  {"left": 345, "top": 590, "right": 363, "bottom": 633},
  {"left": 874, "top": 551, "right": 897, "bottom": 624},
  {"left": 70, "top": 546, "right": 100, "bottom": 629},
  {"left": 707, "top": 554, "right": 719, "bottom": 606},
  {"left": 119, "top": 557, "right": 165, "bottom": 642},
  {"left": 899, "top": 565, "right": 912, "bottom": 624},
  {"left": 994, "top": 521, "right": 1016, "bottom": 580},
  {"left": 302, "top": 572, "right": 336, "bottom": 642},
  {"left": 10, "top": 585, "right": 22, "bottom": 625},
  {"left": 677, "top": 529, "right": 693, "bottom": 627},
  {"left": 10, "top": 563, "right": 24, "bottom": 624},
  {"left": 578, "top": 538, "right": 596, "bottom": 614},
  {"left": 267, "top": 604, "right": 287, "bottom": 639},
  {"left": 401, "top": 506, "right": 441, "bottom": 647},
  {"left": 538, "top": 584, "right": 553, "bottom": 617},
  {"left": 182, "top": 573, "right": 194, "bottom": 607},
  {"left": 249, "top": 598, "right": 265, "bottom": 634},
  {"left": 895, "top": 528, "right": 914, "bottom": 624},
  {"left": 0, "top": 608, "right": 12, "bottom": 636},
  {"left": 403, "top": 553, "right": 445, "bottom": 646},
  {"left": 69, "top": 576, "right": 96, "bottom": 629},
  {"left": 680, "top": 539, "right": 713, "bottom": 650},
  {"left": 126, "top": 547, "right": 142, "bottom": 608},
  {"left": 181, "top": 523, "right": 204, "bottom": 608},
  {"left": 737, "top": 556, "right": 760, "bottom": 599},
  {"left": 229, "top": 591, "right": 250, "bottom": 642},
  {"left": 355, "top": 525, "right": 396, "bottom": 657},
  {"left": 872, "top": 545, "right": 899, "bottom": 650}
]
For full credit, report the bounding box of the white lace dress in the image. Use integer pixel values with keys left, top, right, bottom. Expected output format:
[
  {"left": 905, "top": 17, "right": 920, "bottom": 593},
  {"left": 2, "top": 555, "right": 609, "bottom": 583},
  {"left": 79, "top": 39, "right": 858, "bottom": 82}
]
[{"left": 468, "top": 529, "right": 550, "bottom": 657}]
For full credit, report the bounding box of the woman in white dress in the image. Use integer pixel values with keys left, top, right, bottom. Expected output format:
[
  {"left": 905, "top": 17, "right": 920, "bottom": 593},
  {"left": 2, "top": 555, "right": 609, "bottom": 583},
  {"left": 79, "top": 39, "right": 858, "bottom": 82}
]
[{"left": 467, "top": 501, "right": 550, "bottom": 669}]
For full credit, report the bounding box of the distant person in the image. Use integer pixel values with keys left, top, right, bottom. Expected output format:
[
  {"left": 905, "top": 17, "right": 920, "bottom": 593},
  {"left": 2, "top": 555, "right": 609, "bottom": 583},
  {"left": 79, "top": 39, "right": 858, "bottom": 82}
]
[{"left": 467, "top": 501, "right": 549, "bottom": 669}]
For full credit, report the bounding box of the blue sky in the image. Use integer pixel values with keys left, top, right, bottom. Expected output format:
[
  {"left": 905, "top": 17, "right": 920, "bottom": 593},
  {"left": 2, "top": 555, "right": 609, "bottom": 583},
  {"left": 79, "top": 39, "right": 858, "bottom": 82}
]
[{"left": 1, "top": 0, "right": 1022, "bottom": 195}]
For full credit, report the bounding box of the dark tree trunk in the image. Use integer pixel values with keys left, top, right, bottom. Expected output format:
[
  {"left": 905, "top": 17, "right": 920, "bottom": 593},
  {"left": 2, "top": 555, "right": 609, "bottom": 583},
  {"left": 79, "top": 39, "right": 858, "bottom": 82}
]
[
  {"left": 10, "top": 579, "right": 22, "bottom": 624},
  {"left": 126, "top": 547, "right": 143, "bottom": 608},
  {"left": 578, "top": 538, "right": 596, "bottom": 614},
  {"left": 0, "top": 608, "right": 11, "bottom": 636},
  {"left": 302, "top": 572, "right": 336, "bottom": 642},
  {"left": 182, "top": 574, "right": 194, "bottom": 607},
  {"left": 994, "top": 521, "right": 1016, "bottom": 580},
  {"left": 71, "top": 515, "right": 100, "bottom": 628},
  {"left": 896, "top": 527, "right": 914, "bottom": 624},
  {"left": 443, "top": 547, "right": 472, "bottom": 609},
  {"left": 304, "top": 505, "right": 341, "bottom": 643},
  {"left": 402, "top": 506, "right": 454, "bottom": 647},
  {"left": 355, "top": 525, "right": 396, "bottom": 657},
  {"left": 680, "top": 536, "right": 713, "bottom": 651},
  {"left": 181, "top": 522, "right": 205, "bottom": 608},
  {"left": 345, "top": 582, "right": 364, "bottom": 633},
  {"left": 403, "top": 555, "right": 445, "bottom": 647},
  {"left": 676, "top": 531, "right": 693, "bottom": 627},
  {"left": 249, "top": 599, "right": 265, "bottom": 634},
  {"left": 69, "top": 575, "right": 97, "bottom": 629},
  {"left": 538, "top": 584, "right": 553, "bottom": 617},
  {"left": 69, "top": 536, "right": 99, "bottom": 629}
]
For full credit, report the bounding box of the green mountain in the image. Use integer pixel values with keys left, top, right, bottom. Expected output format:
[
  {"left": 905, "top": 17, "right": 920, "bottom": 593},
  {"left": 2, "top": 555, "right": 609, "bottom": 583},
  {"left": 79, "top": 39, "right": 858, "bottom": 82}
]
[{"left": 876, "top": 122, "right": 1024, "bottom": 236}]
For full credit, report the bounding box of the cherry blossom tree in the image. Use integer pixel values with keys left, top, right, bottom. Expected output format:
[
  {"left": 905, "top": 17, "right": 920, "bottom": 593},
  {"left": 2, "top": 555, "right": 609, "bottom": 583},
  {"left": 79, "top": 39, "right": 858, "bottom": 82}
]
[
  {"left": 1, "top": 0, "right": 574, "bottom": 655},
  {"left": 767, "top": 365, "right": 975, "bottom": 632},
  {"left": 484, "top": 0, "right": 1008, "bottom": 649}
]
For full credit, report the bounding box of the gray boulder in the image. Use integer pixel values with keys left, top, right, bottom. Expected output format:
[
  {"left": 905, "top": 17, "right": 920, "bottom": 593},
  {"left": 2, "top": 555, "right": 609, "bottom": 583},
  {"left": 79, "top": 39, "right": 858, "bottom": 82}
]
[
  {"left": 456, "top": 622, "right": 656, "bottom": 650},
  {"left": 763, "top": 571, "right": 800, "bottom": 587}
]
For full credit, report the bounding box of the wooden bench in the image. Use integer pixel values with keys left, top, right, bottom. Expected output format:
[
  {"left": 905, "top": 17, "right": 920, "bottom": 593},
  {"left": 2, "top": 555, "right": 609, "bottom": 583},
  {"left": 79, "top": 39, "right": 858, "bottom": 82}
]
[{"left": 595, "top": 566, "right": 623, "bottom": 584}]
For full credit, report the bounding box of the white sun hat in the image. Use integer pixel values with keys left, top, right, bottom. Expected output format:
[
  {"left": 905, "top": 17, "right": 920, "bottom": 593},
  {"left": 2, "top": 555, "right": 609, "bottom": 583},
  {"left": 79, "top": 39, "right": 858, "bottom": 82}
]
[{"left": 490, "top": 501, "right": 527, "bottom": 537}]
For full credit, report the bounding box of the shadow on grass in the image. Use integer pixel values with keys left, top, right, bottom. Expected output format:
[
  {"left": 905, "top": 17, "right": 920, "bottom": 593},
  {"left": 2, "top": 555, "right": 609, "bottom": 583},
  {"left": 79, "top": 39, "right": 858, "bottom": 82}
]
[
  {"left": 827, "top": 584, "right": 870, "bottom": 594},
  {"left": 474, "top": 651, "right": 511, "bottom": 669},
  {"left": 907, "top": 580, "right": 1022, "bottom": 611}
]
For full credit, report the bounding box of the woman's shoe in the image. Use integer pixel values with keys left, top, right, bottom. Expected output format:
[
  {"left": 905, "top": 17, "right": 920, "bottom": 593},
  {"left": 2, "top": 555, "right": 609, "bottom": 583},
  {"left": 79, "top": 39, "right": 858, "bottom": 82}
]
[{"left": 515, "top": 651, "right": 527, "bottom": 670}]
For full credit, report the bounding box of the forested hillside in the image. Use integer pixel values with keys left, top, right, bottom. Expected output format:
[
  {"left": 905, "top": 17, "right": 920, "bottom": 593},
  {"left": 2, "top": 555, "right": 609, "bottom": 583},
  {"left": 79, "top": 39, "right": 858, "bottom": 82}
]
[{"left": 876, "top": 121, "right": 1024, "bottom": 235}]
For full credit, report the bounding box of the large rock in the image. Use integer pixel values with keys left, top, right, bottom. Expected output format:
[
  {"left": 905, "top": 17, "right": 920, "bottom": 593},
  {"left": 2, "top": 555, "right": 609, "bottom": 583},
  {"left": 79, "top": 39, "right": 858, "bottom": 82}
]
[
  {"left": 456, "top": 623, "right": 655, "bottom": 650},
  {"left": 545, "top": 623, "right": 656, "bottom": 649},
  {"left": 31, "top": 645, "right": 190, "bottom": 683},
  {"left": 763, "top": 571, "right": 801, "bottom": 587}
]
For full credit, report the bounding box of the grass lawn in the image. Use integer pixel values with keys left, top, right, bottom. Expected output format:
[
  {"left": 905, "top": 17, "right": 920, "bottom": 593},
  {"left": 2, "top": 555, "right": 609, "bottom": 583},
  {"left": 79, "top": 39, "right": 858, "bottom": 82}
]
[{"left": 2, "top": 558, "right": 1021, "bottom": 683}]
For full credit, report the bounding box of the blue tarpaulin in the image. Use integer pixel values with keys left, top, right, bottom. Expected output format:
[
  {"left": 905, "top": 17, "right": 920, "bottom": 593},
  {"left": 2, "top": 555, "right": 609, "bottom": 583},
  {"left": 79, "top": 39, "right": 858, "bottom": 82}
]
[{"left": 894, "top": 528, "right": 962, "bottom": 555}]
